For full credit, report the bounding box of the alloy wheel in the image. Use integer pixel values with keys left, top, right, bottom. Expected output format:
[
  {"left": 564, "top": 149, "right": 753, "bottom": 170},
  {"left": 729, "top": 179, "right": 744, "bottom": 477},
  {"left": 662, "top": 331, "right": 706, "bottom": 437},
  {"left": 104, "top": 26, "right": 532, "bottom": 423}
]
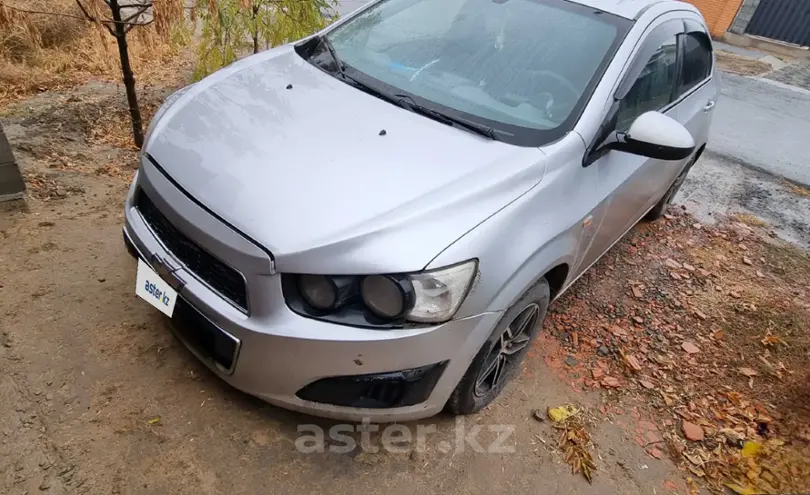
[{"left": 473, "top": 303, "right": 541, "bottom": 397}]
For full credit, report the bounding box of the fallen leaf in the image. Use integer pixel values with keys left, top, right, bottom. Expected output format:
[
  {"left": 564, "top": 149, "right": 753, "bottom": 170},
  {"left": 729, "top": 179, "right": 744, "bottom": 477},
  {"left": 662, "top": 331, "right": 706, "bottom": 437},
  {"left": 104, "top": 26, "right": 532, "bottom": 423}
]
[
  {"left": 147, "top": 417, "right": 161, "bottom": 425},
  {"left": 724, "top": 483, "right": 758, "bottom": 495},
  {"left": 632, "top": 286, "right": 643, "bottom": 298},
  {"left": 639, "top": 379, "right": 655, "bottom": 390},
  {"left": 601, "top": 377, "right": 620, "bottom": 388},
  {"left": 687, "top": 465, "right": 706, "bottom": 477},
  {"left": 665, "top": 258, "right": 683, "bottom": 269},
  {"left": 548, "top": 405, "right": 579, "bottom": 422},
  {"left": 738, "top": 367, "right": 758, "bottom": 377},
  {"left": 623, "top": 353, "right": 643, "bottom": 372},
  {"left": 741, "top": 441, "right": 761, "bottom": 458},
  {"left": 612, "top": 327, "right": 628, "bottom": 337},
  {"left": 681, "top": 341, "right": 700, "bottom": 354},
  {"left": 761, "top": 334, "right": 783, "bottom": 347},
  {"left": 713, "top": 330, "right": 725, "bottom": 340}
]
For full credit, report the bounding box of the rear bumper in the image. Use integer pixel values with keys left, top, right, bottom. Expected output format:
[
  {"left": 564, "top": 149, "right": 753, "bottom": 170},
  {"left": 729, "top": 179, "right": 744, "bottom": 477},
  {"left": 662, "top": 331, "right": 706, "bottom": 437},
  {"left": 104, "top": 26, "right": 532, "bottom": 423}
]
[{"left": 122, "top": 166, "right": 502, "bottom": 422}]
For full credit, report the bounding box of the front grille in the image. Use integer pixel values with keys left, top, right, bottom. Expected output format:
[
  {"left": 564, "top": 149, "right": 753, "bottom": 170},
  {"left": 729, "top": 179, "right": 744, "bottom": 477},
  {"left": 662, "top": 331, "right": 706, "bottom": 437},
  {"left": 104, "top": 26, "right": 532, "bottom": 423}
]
[{"left": 136, "top": 189, "right": 248, "bottom": 311}]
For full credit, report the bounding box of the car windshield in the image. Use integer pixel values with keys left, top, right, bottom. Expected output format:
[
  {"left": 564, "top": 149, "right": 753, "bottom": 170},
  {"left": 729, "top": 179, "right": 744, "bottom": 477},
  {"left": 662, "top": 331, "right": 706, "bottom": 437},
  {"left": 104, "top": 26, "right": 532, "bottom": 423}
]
[{"left": 312, "top": 0, "right": 629, "bottom": 146}]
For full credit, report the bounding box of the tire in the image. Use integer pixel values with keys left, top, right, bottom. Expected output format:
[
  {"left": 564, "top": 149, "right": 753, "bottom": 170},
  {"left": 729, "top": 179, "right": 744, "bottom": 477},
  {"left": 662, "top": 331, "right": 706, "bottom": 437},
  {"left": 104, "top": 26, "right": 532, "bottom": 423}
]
[
  {"left": 446, "top": 278, "right": 551, "bottom": 415},
  {"left": 645, "top": 153, "right": 698, "bottom": 221}
]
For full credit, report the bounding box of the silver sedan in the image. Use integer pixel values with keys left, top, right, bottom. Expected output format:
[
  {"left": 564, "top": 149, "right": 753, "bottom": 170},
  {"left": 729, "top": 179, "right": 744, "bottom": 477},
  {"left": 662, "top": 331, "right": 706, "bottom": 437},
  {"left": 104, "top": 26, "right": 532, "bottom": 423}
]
[{"left": 124, "top": 0, "right": 717, "bottom": 421}]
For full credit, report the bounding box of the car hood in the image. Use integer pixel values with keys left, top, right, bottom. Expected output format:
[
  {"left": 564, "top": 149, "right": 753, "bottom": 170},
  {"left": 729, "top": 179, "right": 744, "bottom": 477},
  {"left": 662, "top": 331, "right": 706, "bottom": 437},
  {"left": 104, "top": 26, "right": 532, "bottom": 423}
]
[{"left": 146, "top": 45, "right": 547, "bottom": 274}]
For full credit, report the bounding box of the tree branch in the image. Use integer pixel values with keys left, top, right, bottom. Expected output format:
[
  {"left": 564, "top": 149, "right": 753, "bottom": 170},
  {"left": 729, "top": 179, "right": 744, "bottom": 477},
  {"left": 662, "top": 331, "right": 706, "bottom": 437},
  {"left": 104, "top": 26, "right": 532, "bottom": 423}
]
[
  {"left": 74, "top": 0, "right": 98, "bottom": 22},
  {"left": 0, "top": 2, "right": 91, "bottom": 22},
  {"left": 0, "top": 1, "right": 152, "bottom": 27},
  {"left": 122, "top": 4, "right": 150, "bottom": 24},
  {"left": 124, "top": 17, "right": 152, "bottom": 33},
  {"left": 119, "top": 1, "right": 152, "bottom": 7}
]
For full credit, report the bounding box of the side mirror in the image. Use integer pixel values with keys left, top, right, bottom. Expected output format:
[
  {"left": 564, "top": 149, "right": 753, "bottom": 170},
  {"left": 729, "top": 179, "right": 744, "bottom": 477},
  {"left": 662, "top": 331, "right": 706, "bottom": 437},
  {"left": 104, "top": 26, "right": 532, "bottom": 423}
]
[{"left": 612, "top": 111, "right": 695, "bottom": 161}]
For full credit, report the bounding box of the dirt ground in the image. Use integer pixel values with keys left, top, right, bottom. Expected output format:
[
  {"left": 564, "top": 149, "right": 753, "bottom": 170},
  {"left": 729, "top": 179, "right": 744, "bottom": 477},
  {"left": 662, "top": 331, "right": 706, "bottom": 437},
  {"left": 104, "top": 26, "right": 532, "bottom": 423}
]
[
  {"left": 1, "top": 80, "right": 809, "bottom": 495},
  {"left": 714, "top": 51, "right": 774, "bottom": 77}
]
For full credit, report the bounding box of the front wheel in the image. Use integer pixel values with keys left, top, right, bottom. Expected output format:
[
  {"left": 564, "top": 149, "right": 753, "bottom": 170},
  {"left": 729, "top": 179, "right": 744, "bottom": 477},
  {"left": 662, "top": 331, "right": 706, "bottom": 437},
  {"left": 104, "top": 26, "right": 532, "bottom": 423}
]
[
  {"left": 645, "top": 153, "right": 698, "bottom": 221},
  {"left": 446, "top": 278, "right": 550, "bottom": 415}
]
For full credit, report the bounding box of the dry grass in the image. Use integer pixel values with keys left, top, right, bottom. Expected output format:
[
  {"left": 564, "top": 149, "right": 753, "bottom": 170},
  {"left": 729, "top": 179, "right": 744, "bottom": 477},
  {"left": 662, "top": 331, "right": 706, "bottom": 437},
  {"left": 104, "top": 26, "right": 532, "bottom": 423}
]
[
  {"left": 715, "top": 50, "right": 773, "bottom": 76},
  {"left": 733, "top": 213, "right": 769, "bottom": 228},
  {"left": 0, "top": 0, "right": 190, "bottom": 106},
  {"left": 785, "top": 181, "right": 810, "bottom": 198}
]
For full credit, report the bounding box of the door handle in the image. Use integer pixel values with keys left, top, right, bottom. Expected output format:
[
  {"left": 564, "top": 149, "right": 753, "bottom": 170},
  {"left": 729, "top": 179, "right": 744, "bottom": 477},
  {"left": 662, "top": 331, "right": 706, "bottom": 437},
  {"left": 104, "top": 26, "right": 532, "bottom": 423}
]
[{"left": 703, "top": 100, "right": 716, "bottom": 112}]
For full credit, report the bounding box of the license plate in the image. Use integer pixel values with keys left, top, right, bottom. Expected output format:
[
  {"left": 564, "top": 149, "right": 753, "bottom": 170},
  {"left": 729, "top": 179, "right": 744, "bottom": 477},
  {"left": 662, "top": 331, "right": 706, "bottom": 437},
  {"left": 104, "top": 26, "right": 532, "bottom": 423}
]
[{"left": 136, "top": 258, "right": 178, "bottom": 317}]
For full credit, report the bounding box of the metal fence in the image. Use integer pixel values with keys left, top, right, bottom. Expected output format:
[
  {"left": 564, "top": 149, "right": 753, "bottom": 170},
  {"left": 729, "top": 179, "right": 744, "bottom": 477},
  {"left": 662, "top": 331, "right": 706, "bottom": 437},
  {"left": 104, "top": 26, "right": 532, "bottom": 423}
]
[{"left": 745, "top": 0, "right": 810, "bottom": 47}]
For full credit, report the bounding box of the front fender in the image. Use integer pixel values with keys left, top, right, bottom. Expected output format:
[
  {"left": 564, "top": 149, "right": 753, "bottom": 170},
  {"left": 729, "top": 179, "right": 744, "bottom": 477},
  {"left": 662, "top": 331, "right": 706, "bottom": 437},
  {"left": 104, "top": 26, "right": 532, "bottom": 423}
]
[
  {"left": 429, "top": 185, "right": 579, "bottom": 317},
  {"left": 428, "top": 134, "right": 590, "bottom": 317}
]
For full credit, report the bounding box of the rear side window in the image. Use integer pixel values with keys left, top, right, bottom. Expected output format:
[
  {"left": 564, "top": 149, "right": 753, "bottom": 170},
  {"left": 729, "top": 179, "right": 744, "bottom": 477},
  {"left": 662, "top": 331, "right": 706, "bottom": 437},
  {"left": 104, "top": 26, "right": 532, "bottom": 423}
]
[
  {"left": 678, "top": 32, "right": 712, "bottom": 95},
  {"left": 616, "top": 35, "right": 678, "bottom": 131}
]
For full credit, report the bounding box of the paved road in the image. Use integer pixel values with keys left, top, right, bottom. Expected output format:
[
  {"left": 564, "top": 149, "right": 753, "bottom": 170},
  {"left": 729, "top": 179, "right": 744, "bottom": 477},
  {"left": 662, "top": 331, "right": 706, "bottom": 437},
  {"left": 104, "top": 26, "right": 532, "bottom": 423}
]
[{"left": 710, "top": 70, "right": 810, "bottom": 187}]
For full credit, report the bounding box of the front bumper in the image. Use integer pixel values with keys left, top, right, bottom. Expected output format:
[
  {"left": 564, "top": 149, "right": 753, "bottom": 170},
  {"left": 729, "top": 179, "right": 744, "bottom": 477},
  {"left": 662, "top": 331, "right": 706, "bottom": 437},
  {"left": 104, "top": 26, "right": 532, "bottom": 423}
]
[{"left": 123, "top": 163, "right": 502, "bottom": 422}]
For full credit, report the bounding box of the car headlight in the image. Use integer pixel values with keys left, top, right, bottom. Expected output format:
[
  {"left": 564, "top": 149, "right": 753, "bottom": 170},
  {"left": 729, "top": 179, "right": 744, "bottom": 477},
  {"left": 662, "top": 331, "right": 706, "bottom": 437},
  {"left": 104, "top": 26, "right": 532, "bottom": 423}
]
[
  {"left": 287, "top": 260, "right": 478, "bottom": 326},
  {"left": 297, "top": 274, "right": 356, "bottom": 311},
  {"left": 143, "top": 85, "right": 193, "bottom": 148}
]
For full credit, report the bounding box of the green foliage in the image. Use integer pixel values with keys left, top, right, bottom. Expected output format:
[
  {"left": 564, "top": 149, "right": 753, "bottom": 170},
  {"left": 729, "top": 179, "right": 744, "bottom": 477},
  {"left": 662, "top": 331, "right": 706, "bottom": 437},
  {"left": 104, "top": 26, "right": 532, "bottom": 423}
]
[{"left": 194, "top": 0, "right": 338, "bottom": 80}]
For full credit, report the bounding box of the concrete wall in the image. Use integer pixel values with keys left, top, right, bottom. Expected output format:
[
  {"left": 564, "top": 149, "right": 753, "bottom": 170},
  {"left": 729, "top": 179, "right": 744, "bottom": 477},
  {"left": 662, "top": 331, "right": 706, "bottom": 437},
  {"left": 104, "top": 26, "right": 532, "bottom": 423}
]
[
  {"left": 728, "top": 0, "right": 762, "bottom": 35},
  {"left": 684, "top": 0, "right": 745, "bottom": 37},
  {"left": 0, "top": 123, "right": 25, "bottom": 202}
]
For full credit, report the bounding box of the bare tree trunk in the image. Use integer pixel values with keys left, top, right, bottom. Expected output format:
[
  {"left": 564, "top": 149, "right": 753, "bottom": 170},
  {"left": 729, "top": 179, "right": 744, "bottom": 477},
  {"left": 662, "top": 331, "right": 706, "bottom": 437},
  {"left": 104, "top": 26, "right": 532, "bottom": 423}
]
[
  {"left": 109, "top": 0, "right": 144, "bottom": 149},
  {"left": 252, "top": 4, "right": 260, "bottom": 54}
]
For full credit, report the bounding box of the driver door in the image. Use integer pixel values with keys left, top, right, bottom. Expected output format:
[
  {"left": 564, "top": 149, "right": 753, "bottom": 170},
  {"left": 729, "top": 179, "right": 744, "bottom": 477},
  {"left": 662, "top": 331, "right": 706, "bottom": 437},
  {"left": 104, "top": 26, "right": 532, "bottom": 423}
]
[{"left": 576, "top": 19, "right": 687, "bottom": 273}]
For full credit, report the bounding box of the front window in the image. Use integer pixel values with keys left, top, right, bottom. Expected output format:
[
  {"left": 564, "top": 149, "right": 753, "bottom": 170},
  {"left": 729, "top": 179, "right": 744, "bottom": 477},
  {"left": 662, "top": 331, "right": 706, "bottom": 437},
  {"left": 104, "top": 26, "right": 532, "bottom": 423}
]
[
  {"left": 616, "top": 35, "right": 679, "bottom": 131},
  {"left": 305, "top": 0, "right": 629, "bottom": 146}
]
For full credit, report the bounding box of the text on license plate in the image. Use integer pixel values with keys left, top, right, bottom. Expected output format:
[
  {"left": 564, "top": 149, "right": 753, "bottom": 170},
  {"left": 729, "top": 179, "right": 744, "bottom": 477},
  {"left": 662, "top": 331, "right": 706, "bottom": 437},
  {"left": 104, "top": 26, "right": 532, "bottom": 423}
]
[{"left": 135, "top": 258, "right": 178, "bottom": 317}]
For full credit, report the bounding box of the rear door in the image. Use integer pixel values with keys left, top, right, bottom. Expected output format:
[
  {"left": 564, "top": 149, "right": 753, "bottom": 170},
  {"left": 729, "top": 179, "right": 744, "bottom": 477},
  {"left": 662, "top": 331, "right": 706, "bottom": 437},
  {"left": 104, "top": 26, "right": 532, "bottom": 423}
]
[{"left": 673, "top": 18, "right": 716, "bottom": 153}]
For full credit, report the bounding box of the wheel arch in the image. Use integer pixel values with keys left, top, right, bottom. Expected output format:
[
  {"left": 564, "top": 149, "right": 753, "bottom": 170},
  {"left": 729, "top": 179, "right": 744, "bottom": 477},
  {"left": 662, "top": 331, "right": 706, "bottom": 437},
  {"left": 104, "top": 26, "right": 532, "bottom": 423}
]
[{"left": 544, "top": 263, "right": 570, "bottom": 300}]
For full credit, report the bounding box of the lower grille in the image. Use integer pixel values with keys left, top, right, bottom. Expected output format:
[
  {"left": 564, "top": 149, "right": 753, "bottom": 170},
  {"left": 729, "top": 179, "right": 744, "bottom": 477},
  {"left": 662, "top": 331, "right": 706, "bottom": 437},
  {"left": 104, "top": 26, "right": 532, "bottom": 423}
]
[
  {"left": 295, "top": 362, "right": 448, "bottom": 408},
  {"left": 136, "top": 189, "right": 248, "bottom": 311},
  {"left": 171, "top": 297, "right": 240, "bottom": 373}
]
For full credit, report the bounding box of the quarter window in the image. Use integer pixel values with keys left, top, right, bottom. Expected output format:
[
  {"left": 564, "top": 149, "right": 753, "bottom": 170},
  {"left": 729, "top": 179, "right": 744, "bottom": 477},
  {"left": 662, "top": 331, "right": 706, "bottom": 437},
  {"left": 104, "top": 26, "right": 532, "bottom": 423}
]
[
  {"left": 616, "top": 36, "right": 678, "bottom": 131},
  {"left": 678, "top": 32, "right": 712, "bottom": 96}
]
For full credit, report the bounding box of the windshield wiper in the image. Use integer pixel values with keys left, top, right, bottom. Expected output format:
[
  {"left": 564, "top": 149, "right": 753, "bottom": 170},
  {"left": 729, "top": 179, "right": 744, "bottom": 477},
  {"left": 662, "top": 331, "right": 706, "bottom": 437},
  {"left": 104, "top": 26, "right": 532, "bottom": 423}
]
[
  {"left": 393, "top": 94, "right": 499, "bottom": 141},
  {"left": 312, "top": 40, "right": 499, "bottom": 141},
  {"left": 318, "top": 34, "right": 347, "bottom": 79}
]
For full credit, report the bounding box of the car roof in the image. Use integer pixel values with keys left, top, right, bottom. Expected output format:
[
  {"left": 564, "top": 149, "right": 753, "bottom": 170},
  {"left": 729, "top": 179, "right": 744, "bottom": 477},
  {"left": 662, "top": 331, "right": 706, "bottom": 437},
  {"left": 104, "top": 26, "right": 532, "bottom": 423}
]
[{"left": 567, "top": 0, "right": 683, "bottom": 20}]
